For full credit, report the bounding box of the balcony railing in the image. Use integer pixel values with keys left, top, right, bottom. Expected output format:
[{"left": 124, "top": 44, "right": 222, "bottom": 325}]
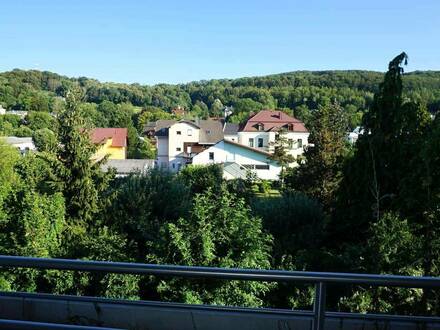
[{"left": 0, "top": 255, "right": 439, "bottom": 330}]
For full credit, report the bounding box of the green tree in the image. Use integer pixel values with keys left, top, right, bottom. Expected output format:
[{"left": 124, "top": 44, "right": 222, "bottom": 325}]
[
  {"left": 334, "top": 53, "right": 430, "bottom": 244},
  {"left": 13, "top": 125, "right": 33, "bottom": 137},
  {"left": 107, "top": 171, "right": 190, "bottom": 262},
  {"left": 33, "top": 128, "right": 57, "bottom": 152},
  {"left": 47, "top": 89, "right": 113, "bottom": 247},
  {"left": 149, "top": 185, "right": 273, "bottom": 307},
  {"left": 211, "top": 98, "right": 223, "bottom": 118},
  {"left": 26, "top": 111, "right": 56, "bottom": 131},
  {"left": 286, "top": 102, "right": 349, "bottom": 209},
  {"left": 178, "top": 164, "right": 224, "bottom": 195}
]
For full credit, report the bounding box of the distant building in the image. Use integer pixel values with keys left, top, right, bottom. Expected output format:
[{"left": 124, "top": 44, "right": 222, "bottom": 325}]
[
  {"left": 347, "top": 126, "right": 364, "bottom": 144},
  {"left": 101, "top": 159, "right": 154, "bottom": 177},
  {"left": 91, "top": 128, "right": 128, "bottom": 160},
  {"left": 237, "top": 110, "right": 309, "bottom": 161},
  {"left": 0, "top": 105, "right": 6, "bottom": 115},
  {"left": 3, "top": 136, "right": 36, "bottom": 154},
  {"left": 171, "top": 106, "right": 185, "bottom": 117}
]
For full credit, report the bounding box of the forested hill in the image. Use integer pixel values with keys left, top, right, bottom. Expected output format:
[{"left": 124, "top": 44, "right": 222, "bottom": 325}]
[{"left": 1, "top": 68, "right": 440, "bottom": 127}]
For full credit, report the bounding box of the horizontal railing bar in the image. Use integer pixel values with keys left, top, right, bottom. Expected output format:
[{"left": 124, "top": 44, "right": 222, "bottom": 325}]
[
  {"left": 1, "top": 255, "right": 439, "bottom": 288},
  {"left": 2, "top": 291, "right": 440, "bottom": 323},
  {"left": 0, "top": 319, "right": 121, "bottom": 330}
]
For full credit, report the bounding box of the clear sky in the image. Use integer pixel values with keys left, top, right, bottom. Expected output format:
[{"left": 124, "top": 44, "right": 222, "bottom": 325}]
[{"left": 0, "top": 0, "right": 438, "bottom": 84}]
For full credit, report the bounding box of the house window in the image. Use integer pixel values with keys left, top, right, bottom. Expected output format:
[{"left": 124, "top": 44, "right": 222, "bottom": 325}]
[
  {"left": 248, "top": 138, "right": 254, "bottom": 148},
  {"left": 255, "top": 164, "right": 270, "bottom": 170},
  {"left": 288, "top": 139, "right": 293, "bottom": 149},
  {"left": 176, "top": 131, "right": 182, "bottom": 135},
  {"left": 187, "top": 129, "right": 193, "bottom": 136},
  {"left": 172, "top": 163, "right": 175, "bottom": 169},
  {"left": 288, "top": 124, "right": 294, "bottom": 131},
  {"left": 257, "top": 138, "right": 264, "bottom": 148},
  {"left": 298, "top": 139, "right": 303, "bottom": 148},
  {"left": 257, "top": 123, "right": 264, "bottom": 131},
  {"left": 176, "top": 147, "right": 181, "bottom": 151},
  {"left": 209, "top": 152, "right": 214, "bottom": 160}
]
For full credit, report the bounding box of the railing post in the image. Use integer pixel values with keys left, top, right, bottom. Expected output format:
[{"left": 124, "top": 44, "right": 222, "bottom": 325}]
[{"left": 313, "top": 282, "right": 326, "bottom": 330}]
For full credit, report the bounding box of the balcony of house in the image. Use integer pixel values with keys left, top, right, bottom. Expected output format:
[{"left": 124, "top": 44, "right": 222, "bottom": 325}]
[{"left": 0, "top": 255, "right": 439, "bottom": 330}]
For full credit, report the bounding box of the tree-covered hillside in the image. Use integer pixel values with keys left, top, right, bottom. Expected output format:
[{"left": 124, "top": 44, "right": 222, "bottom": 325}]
[{"left": 1, "top": 69, "right": 440, "bottom": 128}]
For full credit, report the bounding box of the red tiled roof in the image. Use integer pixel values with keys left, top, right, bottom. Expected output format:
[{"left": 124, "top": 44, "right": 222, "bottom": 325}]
[
  {"left": 241, "top": 110, "right": 308, "bottom": 133},
  {"left": 91, "top": 128, "right": 128, "bottom": 147}
]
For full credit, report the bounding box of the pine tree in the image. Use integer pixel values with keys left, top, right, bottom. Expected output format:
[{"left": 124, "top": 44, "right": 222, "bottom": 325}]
[
  {"left": 286, "top": 102, "right": 349, "bottom": 210},
  {"left": 48, "top": 88, "right": 113, "bottom": 241},
  {"left": 333, "top": 53, "right": 430, "bottom": 242}
]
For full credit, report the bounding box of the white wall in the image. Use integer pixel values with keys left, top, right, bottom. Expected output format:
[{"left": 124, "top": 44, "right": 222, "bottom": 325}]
[
  {"left": 238, "top": 131, "right": 310, "bottom": 160},
  {"left": 156, "top": 122, "right": 201, "bottom": 172},
  {"left": 192, "top": 141, "right": 281, "bottom": 180},
  {"left": 156, "top": 136, "right": 169, "bottom": 169}
]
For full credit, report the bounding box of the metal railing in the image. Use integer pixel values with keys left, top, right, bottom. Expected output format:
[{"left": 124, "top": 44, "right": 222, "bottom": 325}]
[{"left": 1, "top": 255, "right": 440, "bottom": 330}]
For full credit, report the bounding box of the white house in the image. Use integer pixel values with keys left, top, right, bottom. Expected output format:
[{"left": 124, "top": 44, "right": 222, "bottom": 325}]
[
  {"left": 236, "top": 110, "right": 309, "bottom": 161},
  {"left": 155, "top": 119, "right": 223, "bottom": 172},
  {"left": 192, "top": 140, "right": 281, "bottom": 180}
]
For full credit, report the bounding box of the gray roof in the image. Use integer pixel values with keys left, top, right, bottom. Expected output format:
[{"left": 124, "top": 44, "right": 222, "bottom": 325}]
[
  {"left": 101, "top": 159, "right": 154, "bottom": 175},
  {"left": 144, "top": 120, "right": 176, "bottom": 133},
  {"left": 4, "top": 137, "right": 33, "bottom": 144},
  {"left": 147, "top": 119, "right": 177, "bottom": 137},
  {"left": 196, "top": 119, "right": 223, "bottom": 144},
  {"left": 152, "top": 119, "right": 223, "bottom": 144},
  {"left": 223, "top": 123, "right": 239, "bottom": 135}
]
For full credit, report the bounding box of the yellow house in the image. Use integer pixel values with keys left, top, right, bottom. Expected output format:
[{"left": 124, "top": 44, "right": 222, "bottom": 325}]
[{"left": 91, "top": 128, "right": 127, "bottom": 160}]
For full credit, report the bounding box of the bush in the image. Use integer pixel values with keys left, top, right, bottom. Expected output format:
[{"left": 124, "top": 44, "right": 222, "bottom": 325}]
[
  {"left": 14, "top": 125, "right": 33, "bottom": 137},
  {"left": 178, "top": 164, "right": 223, "bottom": 195}
]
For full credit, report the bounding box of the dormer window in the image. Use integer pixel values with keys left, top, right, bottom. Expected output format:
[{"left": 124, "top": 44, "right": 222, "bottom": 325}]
[
  {"left": 287, "top": 124, "right": 294, "bottom": 131},
  {"left": 256, "top": 123, "right": 264, "bottom": 131}
]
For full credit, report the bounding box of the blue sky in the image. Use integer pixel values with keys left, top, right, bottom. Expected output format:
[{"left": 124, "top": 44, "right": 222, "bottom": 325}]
[{"left": 0, "top": 0, "right": 438, "bottom": 84}]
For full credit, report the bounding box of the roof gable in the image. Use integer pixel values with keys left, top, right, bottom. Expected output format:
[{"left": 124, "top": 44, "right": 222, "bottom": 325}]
[{"left": 241, "top": 110, "right": 308, "bottom": 133}]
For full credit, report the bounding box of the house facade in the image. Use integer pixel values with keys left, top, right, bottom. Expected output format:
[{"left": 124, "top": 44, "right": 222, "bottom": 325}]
[
  {"left": 91, "top": 128, "right": 128, "bottom": 160},
  {"left": 237, "top": 110, "right": 309, "bottom": 160},
  {"left": 192, "top": 140, "right": 281, "bottom": 180},
  {"left": 155, "top": 119, "right": 223, "bottom": 172}
]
